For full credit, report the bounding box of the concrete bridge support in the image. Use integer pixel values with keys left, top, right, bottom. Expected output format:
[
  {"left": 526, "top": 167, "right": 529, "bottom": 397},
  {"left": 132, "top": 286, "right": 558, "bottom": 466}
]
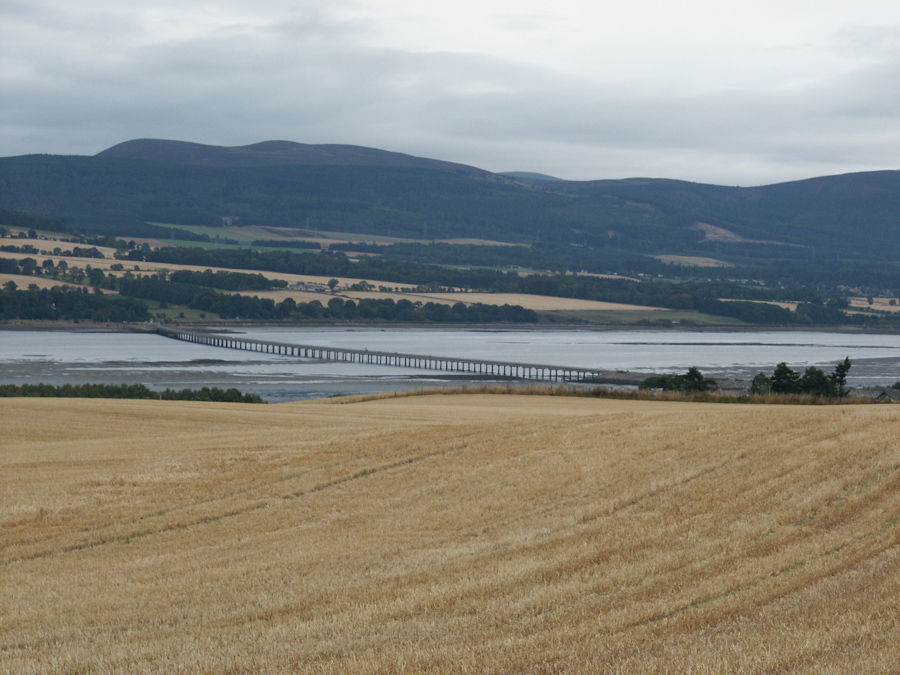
[{"left": 153, "top": 326, "right": 605, "bottom": 384}]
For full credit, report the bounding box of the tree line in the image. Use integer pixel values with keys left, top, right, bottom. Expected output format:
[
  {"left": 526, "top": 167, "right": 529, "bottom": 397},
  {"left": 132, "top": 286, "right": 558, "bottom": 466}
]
[
  {"left": 750, "top": 358, "right": 852, "bottom": 398},
  {"left": 1, "top": 240, "right": 890, "bottom": 327},
  {"left": 120, "top": 245, "right": 845, "bottom": 325},
  {"left": 0, "top": 259, "right": 539, "bottom": 324},
  {"left": 639, "top": 359, "right": 852, "bottom": 400},
  {"left": 119, "top": 274, "right": 537, "bottom": 323},
  {"left": 0, "top": 382, "right": 264, "bottom": 403},
  {"left": 639, "top": 367, "right": 718, "bottom": 392},
  {"left": 0, "top": 286, "right": 150, "bottom": 322},
  {"left": 0, "top": 207, "right": 67, "bottom": 233}
]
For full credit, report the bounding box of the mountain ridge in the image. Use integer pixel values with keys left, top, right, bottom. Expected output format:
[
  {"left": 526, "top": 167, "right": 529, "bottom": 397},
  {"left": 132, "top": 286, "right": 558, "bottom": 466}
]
[
  {"left": 2, "top": 140, "right": 900, "bottom": 266},
  {"left": 96, "top": 139, "right": 487, "bottom": 175}
]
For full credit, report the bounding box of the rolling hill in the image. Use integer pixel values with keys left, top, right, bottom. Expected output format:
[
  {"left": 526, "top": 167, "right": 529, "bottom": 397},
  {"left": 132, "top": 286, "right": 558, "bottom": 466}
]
[
  {"left": 98, "top": 139, "right": 486, "bottom": 174},
  {"left": 2, "top": 139, "right": 900, "bottom": 264}
]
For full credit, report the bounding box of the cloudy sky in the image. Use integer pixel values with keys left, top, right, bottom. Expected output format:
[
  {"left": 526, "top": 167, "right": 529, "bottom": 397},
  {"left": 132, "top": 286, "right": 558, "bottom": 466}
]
[{"left": 3, "top": 0, "right": 899, "bottom": 184}]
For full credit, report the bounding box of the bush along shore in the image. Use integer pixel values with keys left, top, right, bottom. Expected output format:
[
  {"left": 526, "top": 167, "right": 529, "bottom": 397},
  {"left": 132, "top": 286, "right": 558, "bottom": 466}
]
[{"left": 0, "top": 383, "right": 265, "bottom": 403}]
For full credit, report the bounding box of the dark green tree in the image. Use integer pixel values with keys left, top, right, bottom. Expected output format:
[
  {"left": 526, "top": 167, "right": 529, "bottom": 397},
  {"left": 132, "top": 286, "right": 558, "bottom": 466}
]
[
  {"left": 639, "top": 367, "right": 716, "bottom": 392},
  {"left": 830, "top": 357, "right": 851, "bottom": 398},
  {"left": 770, "top": 362, "right": 800, "bottom": 394},
  {"left": 681, "top": 366, "right": 716, "bottom": 392},
  {"left": 798, "top": 366, "right": 836, "bottom": 398},
  {"left": 87, "top": 267, "right": 105, "bottom": 287},
  {"left": 749, "top": 372, "right": 772, "bottom": 395}
]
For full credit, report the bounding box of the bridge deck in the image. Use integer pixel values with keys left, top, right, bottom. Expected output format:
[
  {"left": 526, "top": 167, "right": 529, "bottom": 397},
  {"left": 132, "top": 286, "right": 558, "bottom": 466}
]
[{"left": 152, "top": 326, "right": 637, "bottom": 384}]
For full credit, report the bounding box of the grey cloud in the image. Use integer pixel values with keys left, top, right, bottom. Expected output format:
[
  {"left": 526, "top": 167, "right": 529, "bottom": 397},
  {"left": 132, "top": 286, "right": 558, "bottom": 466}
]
[{"left": 3, "top": 2, "right": 900, "bottom": 185}]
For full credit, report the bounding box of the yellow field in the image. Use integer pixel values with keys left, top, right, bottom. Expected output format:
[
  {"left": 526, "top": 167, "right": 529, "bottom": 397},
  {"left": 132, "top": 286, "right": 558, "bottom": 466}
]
[
  {"left": 3, "top": 236, "right": 664, "bottom": 313},
  {"left": 3, "top": 248, "right": 663, "bottom": 312},
  {"left": 3, "top": 395, "right": 899, "bottom": 673},
  {"left": 0, "top": 273, "right": 68, "bottom": 291},
  {"left": 0, "top": 250, "right": 390, "bottom": 295},
  {"left": 397, "top": 292, "right": 661, "bottom": 311},
  {"left": 849, "top": 297, "right": 900, "bottom": 313},
  {"left": 5, "top": 238, "right": 120, "bottom": 258},
  {"left": 337, "top": 290, "right": 662, "bottom": 311},
  {"left": 232, "top": 288, "right": 658, "bottom": 312},
  {"left": 720, "top": 298, "right": 800, "bottom": 311}
]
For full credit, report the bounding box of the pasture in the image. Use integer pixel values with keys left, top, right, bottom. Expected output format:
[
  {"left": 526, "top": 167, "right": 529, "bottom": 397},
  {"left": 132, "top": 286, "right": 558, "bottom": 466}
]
[{"left": 2, "top": 395, "right": 899, "bottom": 673}]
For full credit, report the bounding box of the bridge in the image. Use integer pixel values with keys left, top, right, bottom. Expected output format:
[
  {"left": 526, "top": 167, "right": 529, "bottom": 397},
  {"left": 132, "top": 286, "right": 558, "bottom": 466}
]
[{"left": 152, "top": 326, "right": 637, "bottom": 385}]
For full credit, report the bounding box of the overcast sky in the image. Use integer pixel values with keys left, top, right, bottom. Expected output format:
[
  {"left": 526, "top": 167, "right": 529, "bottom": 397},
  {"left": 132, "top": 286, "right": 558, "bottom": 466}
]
[{"left": 3, "top": 0, "right": 899, "bottom": 184}]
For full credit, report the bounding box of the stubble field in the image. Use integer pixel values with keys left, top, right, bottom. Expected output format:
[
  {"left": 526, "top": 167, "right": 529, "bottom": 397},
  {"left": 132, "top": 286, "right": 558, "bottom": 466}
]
[{"left": 2, "top": 394, "right": 900, "bottom": 673}]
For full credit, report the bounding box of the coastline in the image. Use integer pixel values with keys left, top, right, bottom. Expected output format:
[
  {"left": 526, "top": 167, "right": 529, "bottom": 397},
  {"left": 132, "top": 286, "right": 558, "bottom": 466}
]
[
  {"left": 4, "top": 319, "right": 900, "bottom": 335},
  {"left": 6, "top": 324, "right": 900, "bottom": 396}
]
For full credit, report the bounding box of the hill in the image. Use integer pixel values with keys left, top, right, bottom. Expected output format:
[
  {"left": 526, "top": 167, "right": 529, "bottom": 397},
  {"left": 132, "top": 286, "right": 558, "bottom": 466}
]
[
  {"left": 566, "top": 171, "right": 900, "bottom": 261},
  {"left": 500, "top": 171, "right": 563, "bottom": 181},
  {"left": 3, "top": 394, "right": 899, "bottom": 673},
  {"left": 98, "top": 138, "right": 486, "bottom": 174},
  {"left": 0, "top": 152, "right": 667, "bottom": 246},
  {"left": 2, "top": 140, "right": 900, "bottom": 267}
]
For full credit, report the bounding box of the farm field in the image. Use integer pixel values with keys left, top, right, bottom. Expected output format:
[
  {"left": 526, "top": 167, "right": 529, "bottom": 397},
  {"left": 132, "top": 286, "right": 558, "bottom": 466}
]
[
  {"left": 2, "top": 237, "right": 120, "bottom": 258},
  {"left": 849, "top": 297, "right": 900, "bottom": 313},
  {"left": 2, "top": 395, "right": 899, "bottom": 674},
  {"left": 242, "top": 288, "right": 662, "bottom": 312},
  {"left": 0, "top": 249, "right": 388, "bottom": 291},
  {"left": 2, "top": 244, "right": 664, "bottom": 314},
  {"left": 0, "top": 273, "right": 72, "bottom": 291}
]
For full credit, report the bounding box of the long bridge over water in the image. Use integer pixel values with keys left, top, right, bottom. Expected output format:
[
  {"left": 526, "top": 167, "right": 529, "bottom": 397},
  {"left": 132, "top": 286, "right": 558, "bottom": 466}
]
[{"left": 154, "top": 326, "right": 638, "bottom": 385}]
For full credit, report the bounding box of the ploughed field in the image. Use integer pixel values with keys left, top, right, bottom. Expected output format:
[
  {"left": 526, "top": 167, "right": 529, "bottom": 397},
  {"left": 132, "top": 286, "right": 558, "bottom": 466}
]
[{"left": 2, "top": 395, "right": 900, "bottom": 673}]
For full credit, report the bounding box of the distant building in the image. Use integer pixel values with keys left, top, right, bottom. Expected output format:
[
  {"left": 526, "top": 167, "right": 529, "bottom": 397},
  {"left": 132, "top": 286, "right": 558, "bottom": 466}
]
[{"left": 288, "top": 282, "right": 329, "bottom": 293}]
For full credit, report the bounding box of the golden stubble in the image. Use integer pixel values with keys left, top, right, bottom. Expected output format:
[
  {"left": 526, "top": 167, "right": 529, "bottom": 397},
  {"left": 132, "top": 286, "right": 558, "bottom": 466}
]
[{"left": 2, "top": 395, "right": 899, "bottom": 674}]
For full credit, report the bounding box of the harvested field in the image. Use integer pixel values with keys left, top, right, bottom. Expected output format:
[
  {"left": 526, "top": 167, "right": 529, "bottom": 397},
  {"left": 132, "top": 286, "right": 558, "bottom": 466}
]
[
  {"left": 849, "top": 297, "right": 900, "bottom": 312},
  {"left": 0, "top": 250, "right": 388, "bottom": 292},
  {"left": 346, "top": 291, "right": 661, "bottom": 312},
  {"left": 720, "top": 298, "right": 800, "bottom": 311},
  {"left": 0, "top": 273, "right": 70, "bottom": 291},
  {"left": 2, "top": 395, "right": 900, "bottom": 673},
  {"left": 224, "top": 289, "right": 662, "bottom": 312},
  {"left": 0, "top": 273, "right": 116, "bottom": 295},
  {"left": 2, "top": 238, "right": 119, "bottom": 258},
  {"left": 413, "top": 292, "right": 661, "bottom": 311}
]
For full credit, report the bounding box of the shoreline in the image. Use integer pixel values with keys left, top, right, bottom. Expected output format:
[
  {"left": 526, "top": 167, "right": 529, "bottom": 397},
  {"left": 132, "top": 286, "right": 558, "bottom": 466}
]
[
  {"left": 4, "top": 320, "right": 900, "bottom": 336},
  {"left": 4, "top": 324, "right": 899, "bottom": 399}
]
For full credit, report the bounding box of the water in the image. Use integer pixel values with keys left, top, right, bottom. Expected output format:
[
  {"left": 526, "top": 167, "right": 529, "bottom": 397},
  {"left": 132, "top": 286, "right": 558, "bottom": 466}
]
[{"left": 4, "top": 327, "right": 900, "bottom": 401}]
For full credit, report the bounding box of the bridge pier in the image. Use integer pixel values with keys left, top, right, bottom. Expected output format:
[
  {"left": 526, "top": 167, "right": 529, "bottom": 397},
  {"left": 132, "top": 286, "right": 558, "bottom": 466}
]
[{"left": 152, "top": 327, "right": 611, "bottom": 385}]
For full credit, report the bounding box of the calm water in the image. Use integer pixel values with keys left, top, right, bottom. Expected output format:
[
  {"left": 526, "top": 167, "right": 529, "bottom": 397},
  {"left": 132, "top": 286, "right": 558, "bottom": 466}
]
[{"left": 4, "top": 327, "right": 900, "bottom": 401}]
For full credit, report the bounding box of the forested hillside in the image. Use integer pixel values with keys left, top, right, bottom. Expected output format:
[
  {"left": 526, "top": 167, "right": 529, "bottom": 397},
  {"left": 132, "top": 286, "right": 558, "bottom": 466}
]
[{"left": 2, "top": 140, "right": 900, "bottom": 265}]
